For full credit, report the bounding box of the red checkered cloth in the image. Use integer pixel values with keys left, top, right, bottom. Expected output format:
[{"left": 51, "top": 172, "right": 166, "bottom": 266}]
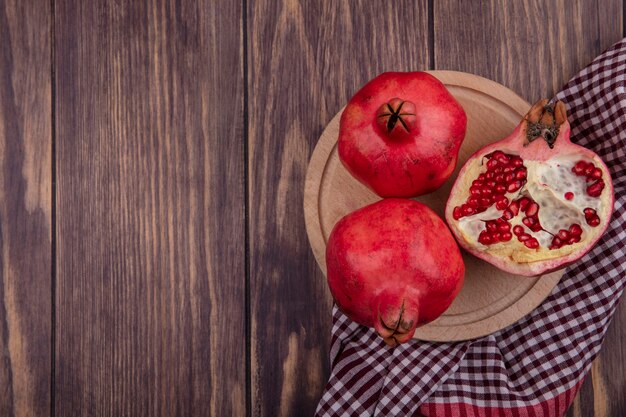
[{"left": 316, "top": 38, "right": 626, "bottom": 417}]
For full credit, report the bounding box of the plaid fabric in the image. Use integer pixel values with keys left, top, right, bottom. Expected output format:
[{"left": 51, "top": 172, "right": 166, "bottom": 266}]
[{"left": 316, "top": 38, "right": 626, "bottom": 417}]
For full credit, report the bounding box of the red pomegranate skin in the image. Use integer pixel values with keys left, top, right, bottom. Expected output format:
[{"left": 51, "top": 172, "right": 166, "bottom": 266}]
[
  {"left": 325, "top": 199, "right": 465, "bottom": 346},
  {"left": 338, "top": 72, "right": 467, "bottom": 198}
]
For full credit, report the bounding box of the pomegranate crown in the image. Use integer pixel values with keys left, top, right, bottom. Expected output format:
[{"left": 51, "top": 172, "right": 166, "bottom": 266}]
[
  {"left": 524, "top": 99, "right": 567, "bottom": 149},
  {"left": 376, "top": 98, "right": 417, "bottom": 139}
]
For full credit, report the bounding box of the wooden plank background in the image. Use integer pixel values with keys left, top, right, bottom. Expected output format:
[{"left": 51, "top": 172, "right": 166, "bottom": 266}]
[
  {"left": 0, "top": 0, "right": 51, "bottom": 416},
  {"left": 246, "top": 2, "right": 431, "bottom": 415},
  {"left": 54, "top": 0, "right": 245, "bottom": 415},
  {"left": 0, "top": 0, "right": 623, "bottom": 415}
]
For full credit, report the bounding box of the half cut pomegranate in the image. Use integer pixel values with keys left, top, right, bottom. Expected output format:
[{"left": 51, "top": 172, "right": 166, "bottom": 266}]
[{"left": 445, "top": 99, "right": 614, "bottom": 276}]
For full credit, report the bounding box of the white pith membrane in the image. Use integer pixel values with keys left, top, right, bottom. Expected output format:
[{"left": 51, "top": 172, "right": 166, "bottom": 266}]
[{"left": 453, "top": 154, "right": 609, "bottom": 264}]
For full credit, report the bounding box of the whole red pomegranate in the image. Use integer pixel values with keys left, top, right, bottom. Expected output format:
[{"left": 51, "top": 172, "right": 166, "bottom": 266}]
[
  {"left": 326, "top": 199, "right": 465, "bottom": 346},
  {"left": 338, "top": 72, "right": 467, "bottom": 198},
  {"left": 446, "top": 99, "right": 614, "bottom": 276}
]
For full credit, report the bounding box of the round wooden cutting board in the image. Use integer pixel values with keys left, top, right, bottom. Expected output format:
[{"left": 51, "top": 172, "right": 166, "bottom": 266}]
[{"left": 304, "top": 71, "right": 564, "bottom": 342}]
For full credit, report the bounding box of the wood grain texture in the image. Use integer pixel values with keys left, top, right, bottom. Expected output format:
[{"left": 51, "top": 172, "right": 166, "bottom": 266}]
[
  {"left": 436, "top": 1, "right": 624, "bottom": 415},
  {"left": 247, "top": 1, "right": 429, "bottom": 415},
  {"left": 54, "top": 1, "right": 245, "bottom": 416},
  {"left": 434, "top": 0, "right": 624, "bottom": 102},
  {"left": 0, "top": 0, "right": 51, "bottom": 416}
]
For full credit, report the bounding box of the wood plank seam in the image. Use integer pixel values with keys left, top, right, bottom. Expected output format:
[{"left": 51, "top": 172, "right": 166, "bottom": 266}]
[
  {"left": 51, "top": 0, "right": 57, "bottom": 417},
  {"left": 243, "top": 0, "right": 252, "bottom": 416},
  {"left": 428, "top": 0, "right": 435, "bottom": 69}
]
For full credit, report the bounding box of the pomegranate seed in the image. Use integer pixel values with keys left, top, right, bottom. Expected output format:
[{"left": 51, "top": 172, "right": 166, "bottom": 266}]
[
  {"left": 502, "top": 210, "right": 514, "bottom": 220},
  {"left": 514, "top": 168, "right": 527, "bottom": 180},
  {"left": 494, "top": 194, "right": 507, "bottom": 202},
  {"left": 494, "top": 174, "right": 504, "bottom": 183},
  {"left": 557, "top": 230, "right": 569, "bottom": 240},
  {"left": 486, "top": 180, "right": 496, "bottom": 188},
  {"left": 507, "top": 181, "right": 522, "bottom": 193},
  {"left": 495, "top": 199, "right": 509, "bottom": 210},
  {"left": 498, "top": 222, "right": 511, "bottom": 232},
  {"left": 524, "top": 239, "right": 539, "bottom": 249},
  {"left": 495, "top": 153, "right": 510, "bottom": 164},
  {"left": 508, "top": 200, "right": 520, "bottom": 216},
  {"left": 525, "top": 202, "right": 539, "bottom": 216},
  {"left": 453, "top": 206, "right": 462, "bottom": 220},
  {"left": 501, "top": 232, "right": 512, "bottom": 241},
  {"left": 572, "top": 161, "right": 587, "bottom": 175},
  {"left": 487, "top": 159, "right": 498, "bottom": 169},
  {"left": 480, "top": 186, "right": 492, "bottom": 195},
  {"left": 486, "top": 172, "right": 495, "bottom": 180},
  {"left": 511, "top": 157, "right": 524, "bottom": 167},
  {"left": 564, "top": 192, "right": 574, "bottom": 200},
  {"left": 478, "top": 174, "right": 486, "bottom": 181},
  {"left": 518, "top": 234, "right": 530, "bottom": 242},
  {"left": 470, "top": 188, "right": 481, "bottom": 196},
  {"left": 503, "top": 166, "right": 514, "bottom": 173},
  {"left": 522, "top": 217, "right": 534, "bottom": 227},
  {"left": 513, "top": 225, "right": 524, "bottom": 236},
  {"left": 486, "top": 221, "right": 497, "bottom": 232},
  {"left": 569, "top": 236, "right": 581, "bottom": 244},
  {"left": 569, "top": 224, "right": 582, "bottom": 236},
  {"left": 584, "top": 164, "right": 594, "bottom": 176},
  {"left": 491, "top": 151, "right": 505, "bottom": 160},
  {"left": 462, "top": 205, "right": 475, "bottom": 216},
  {"left": 504, "top": 173, "right": 514, "bottom": 183},
  {"left": 478, "top": 231, "right": 492, "bottom": 245},
  {"left": 468, "top": 197, "right": 479, "bottom": 207},
  {"left": 472, "top": 180, "right": 482, "bottom": 187},
  {"left": 587, "top": 216, "right": 600, "bottom": 227},
  {"left": 584, "top": 207, "right": 596, "bottom": 218},
  {"left": 552, "top": 237, "right": 562, "bottom": 246},
  {"left": 518, "top": 197, "right": 530, "bottom": 211},
  {"left": 495, "top": 184, "right": 506, "bottom": 194},
  {"left": 587, "top": 180, "right": 605, "bottom": 197}
]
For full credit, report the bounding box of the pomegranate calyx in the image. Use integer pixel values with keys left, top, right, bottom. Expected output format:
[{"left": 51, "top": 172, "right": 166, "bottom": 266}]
[
  {"left": 376, "top": 98, "right": 417, "bottom": 139},
  {"left": 373, "top": 292, "right": 419, "bottom": 347},
  {"left": 524, "top": 99, "right": 568, "bottom": 149}
]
